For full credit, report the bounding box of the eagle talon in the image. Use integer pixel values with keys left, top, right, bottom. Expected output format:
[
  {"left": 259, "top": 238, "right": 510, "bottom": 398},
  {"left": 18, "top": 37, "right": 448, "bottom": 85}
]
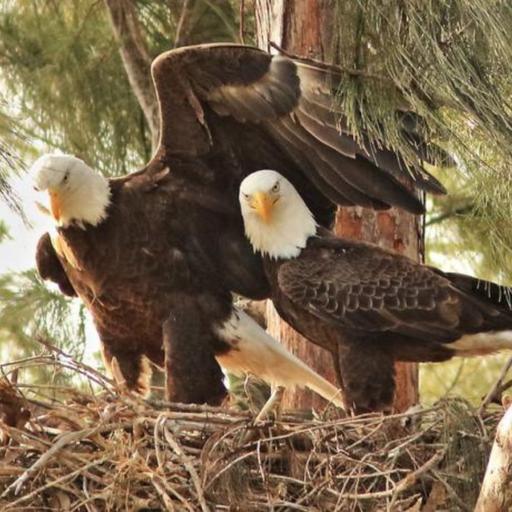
[{"left": 253, "top": 385, "right": 285, "bottom": 424}]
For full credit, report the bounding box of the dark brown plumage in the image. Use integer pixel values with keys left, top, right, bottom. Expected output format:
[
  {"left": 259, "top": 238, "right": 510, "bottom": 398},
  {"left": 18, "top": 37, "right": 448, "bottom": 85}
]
[
  {"left": 33, "top": 44, "right": 446, "bottom": 405},
  {"left": 258, "top": 226, "right": 512, "bottom": 413},
  {"left": 239, "top": 170, "right": 512, "bottom": 412}
]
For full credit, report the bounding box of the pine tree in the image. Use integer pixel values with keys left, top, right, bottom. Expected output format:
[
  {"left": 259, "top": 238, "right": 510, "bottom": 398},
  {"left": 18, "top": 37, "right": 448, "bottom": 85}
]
[
  {"left": 0, "top": 0, "right": 511, "bottom": 402},
  {"left": 255, "top": 0, "right": 512, "bottom": 409}
]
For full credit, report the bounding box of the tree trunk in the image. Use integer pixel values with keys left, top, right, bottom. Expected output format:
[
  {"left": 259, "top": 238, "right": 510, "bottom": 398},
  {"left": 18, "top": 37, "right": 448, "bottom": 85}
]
[{"left": 255, "top": 0, "right": 419, "bottom": 412}]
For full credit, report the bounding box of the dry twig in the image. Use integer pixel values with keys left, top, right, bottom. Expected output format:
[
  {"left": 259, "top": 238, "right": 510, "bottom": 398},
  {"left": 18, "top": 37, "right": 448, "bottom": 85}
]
[{"left": 0, "top": 354, "right": 503, "bottom": 511}]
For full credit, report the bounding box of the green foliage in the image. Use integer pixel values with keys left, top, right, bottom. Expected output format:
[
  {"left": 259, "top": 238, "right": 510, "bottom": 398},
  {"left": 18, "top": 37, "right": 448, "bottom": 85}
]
[
  {"left": 0, "top": 268, "right": 87, "bottom": 387},
  {"left": 0, "top": 0, "right": 152, "bottom": 174},
  {"left": 0, "top": 0, "right": 243, "bottom": 176},
  {"left": 0, "top": 270, "right": 86, "bottom": 354},
  {"left": 420, "top": 355, "right": 511, "bottom": 405},
  {"left": 0, "top": 101, "right": 25, "bottom": 213},
  {"left": 0, "top": 220, "right": 10, "bottom": 242},
  {"left": 330, "top": 1, "right": 512, "bottom": 280},
  {"left": 226, "top": 373, "right": 270, "bottom": 412},
  {"left": 139, "top": 0, "right": 240, "bottom": 48},
  {"left": 331, "top": 1, "right": 511, "bottom": 165}
]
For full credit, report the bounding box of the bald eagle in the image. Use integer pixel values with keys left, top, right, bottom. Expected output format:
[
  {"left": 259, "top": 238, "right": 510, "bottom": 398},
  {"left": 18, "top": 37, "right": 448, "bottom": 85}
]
[
  {"left": 32, "top": 44, "right": 445, "bottom": 407},
  {"left": 239, "top": 170, "right": 512, "bottom": 412},
  {"left": 33, "top": 155, "right": 344, "bottom": 410}
]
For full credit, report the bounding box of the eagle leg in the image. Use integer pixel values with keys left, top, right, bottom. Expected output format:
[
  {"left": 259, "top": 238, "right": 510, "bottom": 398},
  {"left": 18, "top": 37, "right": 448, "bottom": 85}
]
[
  {"left": 337, "top": 340, "right": 396, "bottom": 414},
  {"left": 163, "top": 297, "right": 227, "bottom": 406},
  {"left": 253, "top": 385, "right": 285, "bottom": 423}
]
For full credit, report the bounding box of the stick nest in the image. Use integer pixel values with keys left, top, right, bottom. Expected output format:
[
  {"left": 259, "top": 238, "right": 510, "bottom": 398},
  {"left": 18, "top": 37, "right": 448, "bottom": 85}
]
[{"left": 0, "top": 353, "right": 503, "bottom": 511}]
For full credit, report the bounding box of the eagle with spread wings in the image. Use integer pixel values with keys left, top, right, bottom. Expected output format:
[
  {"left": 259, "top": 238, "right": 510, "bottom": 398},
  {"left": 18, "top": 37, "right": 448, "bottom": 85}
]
[{"left": 31, "top": 44, "right": 446, "bottom": 408}]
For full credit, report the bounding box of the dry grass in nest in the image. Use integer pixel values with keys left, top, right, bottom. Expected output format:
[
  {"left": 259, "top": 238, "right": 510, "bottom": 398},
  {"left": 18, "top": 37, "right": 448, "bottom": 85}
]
[{"left": 0, "top": 346, "right": 505, "bottom": 511}]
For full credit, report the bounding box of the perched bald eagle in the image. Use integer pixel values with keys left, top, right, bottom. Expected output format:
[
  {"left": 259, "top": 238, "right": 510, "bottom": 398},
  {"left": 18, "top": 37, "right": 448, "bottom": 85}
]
[
  {"left": 32, "top": 44, "right": 445, "bottom": 407},
  {"left": 33, "top": 155, "right": 344, "bottom": 410},
  {"left": 239, "top": 170, "right": 512, "bottom": 413}
]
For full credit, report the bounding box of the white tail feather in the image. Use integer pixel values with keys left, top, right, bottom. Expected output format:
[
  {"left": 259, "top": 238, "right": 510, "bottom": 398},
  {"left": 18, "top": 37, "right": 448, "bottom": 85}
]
[
  {"left": 215, "top": 307, "right": 345, "bottom": 409},
  {"left": 451, "top": 331, "right": 512, "bottom": 356}
]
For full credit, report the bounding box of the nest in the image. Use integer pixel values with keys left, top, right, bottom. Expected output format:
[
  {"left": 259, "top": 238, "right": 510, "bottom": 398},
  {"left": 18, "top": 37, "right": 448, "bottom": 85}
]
[{"left": 0, "top": 349, "right": 504, "bottom": 511}]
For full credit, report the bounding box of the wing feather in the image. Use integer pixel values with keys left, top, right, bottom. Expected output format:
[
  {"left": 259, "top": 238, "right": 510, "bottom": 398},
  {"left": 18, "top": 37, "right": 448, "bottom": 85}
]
[
  {"left": 35, "top": 233, "right": 77, "bottom": 297},
  {"left": 149, "top": 44, "right": 447, "bottom": 213},
  {"left": 276, "top": 239, "right": 493, "bottom": 341}
]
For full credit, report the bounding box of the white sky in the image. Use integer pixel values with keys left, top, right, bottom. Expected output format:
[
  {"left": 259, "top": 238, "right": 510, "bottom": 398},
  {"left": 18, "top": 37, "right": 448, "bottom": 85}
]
[{"left": 0, "top": 175, "right": 47, "bottom": 273}]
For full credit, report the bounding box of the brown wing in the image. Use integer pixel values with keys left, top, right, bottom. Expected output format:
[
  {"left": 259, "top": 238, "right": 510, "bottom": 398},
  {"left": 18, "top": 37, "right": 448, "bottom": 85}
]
[
  {"left": 35, "top": 233, "right": 77, "bottom": 297},
  {"left": 277, "top": 237, "right": 512, "bottom": 342},
  {"left": 149, "top": 44, "right": 446, "bottom": 214}
]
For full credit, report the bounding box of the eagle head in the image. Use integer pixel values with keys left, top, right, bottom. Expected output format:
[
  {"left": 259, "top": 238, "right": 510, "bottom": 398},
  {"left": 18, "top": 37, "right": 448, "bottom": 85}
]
[
  {"left": 30, "top": 154, "right": 111, "bottom": 229},
  {"left": 239, "top": 170, "right": 317, "bottom": 260}
]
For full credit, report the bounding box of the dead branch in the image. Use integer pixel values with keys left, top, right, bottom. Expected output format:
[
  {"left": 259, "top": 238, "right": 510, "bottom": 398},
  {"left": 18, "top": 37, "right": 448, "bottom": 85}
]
[
  {"left": 104, "top": 0, "right": 159, "bottom": 149},
  {"left": 478, "top": 356, "right": 512, "bottom": 415},
  {"left": 475, "top": 404, "right": 512, "bottom": 512}
]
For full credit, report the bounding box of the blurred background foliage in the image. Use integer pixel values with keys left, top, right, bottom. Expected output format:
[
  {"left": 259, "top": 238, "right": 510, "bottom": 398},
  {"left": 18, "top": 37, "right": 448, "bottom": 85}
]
[{"left": 0, "top": 0, "right": 511, "bottom": 405}]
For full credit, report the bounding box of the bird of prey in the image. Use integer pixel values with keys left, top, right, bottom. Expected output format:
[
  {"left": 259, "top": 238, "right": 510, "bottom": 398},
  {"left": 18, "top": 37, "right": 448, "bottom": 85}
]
[
  {"left": 239, "top": 170, "right": 512, "bottom": 413},
  {"left": 32, "top": 155, "right": 343, "bottom": 411},
  {"left": 31, "top": 43, "right": 445, "bottom": 407}
]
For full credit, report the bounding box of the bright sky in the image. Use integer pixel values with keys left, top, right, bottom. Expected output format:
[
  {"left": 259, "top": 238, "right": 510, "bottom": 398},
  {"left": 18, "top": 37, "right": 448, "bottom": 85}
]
[{"left": 0, "top": 174, "right": 48, "bottom": 273}]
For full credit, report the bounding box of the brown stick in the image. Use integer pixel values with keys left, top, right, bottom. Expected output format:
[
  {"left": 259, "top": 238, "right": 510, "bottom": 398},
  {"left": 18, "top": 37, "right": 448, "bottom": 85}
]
[
  {"left": 104, "top": 0, "right": 159, "bottom": 150},
  {"left": 475, "top": 405, "right": 512, "bottom": 512},
  {"left": 478, "top": 356, "right": 512, "bottom": 415},
  {"left": 239, "top": 0, "right": 245, "bottom": 44}
]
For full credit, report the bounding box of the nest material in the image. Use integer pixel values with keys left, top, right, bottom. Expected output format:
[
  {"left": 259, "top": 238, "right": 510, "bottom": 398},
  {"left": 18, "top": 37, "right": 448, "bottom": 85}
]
[{"left": 0, "top": 352, "right": 503, "bottom": 512}]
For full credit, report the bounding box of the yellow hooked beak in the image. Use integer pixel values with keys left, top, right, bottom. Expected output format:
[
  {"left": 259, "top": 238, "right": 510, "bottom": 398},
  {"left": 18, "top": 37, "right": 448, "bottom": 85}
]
[
  {"left": 48, "top": 188, "right": 62, "bottom": 221},
  {"left": 251, "top": 191, "right": 275, "bottom": 223}
]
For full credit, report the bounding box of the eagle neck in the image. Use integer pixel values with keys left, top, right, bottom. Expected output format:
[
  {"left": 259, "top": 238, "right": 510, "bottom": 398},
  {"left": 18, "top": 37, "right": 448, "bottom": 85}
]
[{"left": 246, "top": 210, "right": 317, "bottom": 261}]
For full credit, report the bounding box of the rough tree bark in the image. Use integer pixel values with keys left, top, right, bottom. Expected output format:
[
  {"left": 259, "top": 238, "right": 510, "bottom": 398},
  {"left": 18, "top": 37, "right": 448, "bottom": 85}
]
[
  {"left": 104, "top": 0, "right": 159, "bottom": 150},
  {"left": 256, "top": 0, "right": 420, "bottom": 412}
]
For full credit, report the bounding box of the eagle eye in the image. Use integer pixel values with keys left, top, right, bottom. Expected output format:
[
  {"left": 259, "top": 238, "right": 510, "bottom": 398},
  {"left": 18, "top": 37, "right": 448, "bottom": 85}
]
[{"left": 272, "top": 181, "right": 280, "bottom": 193}]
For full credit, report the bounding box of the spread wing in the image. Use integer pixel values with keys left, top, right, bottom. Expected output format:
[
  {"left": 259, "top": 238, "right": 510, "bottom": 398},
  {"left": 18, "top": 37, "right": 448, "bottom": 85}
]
[
  {"left": 148, "top": 43, "right": 446, "bottom": 215},
  {"left": 35, "top": 233, "right": 77, "bottom": 297},
  {"left": 277, "top": 238, "right": 511, "bottom": 342}
]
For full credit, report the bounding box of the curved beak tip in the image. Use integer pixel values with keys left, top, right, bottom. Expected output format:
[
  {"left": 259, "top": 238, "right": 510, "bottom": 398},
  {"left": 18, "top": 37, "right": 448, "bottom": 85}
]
[
  {"left": 49, "top": 190, "right": 61, "bottom": 221},
  {"left": 252, "top": 191, "right": 274, "bottom": 223}
]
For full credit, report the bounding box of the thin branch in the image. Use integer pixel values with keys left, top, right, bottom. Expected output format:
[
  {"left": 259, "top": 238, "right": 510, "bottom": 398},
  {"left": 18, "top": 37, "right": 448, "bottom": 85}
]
[
  {"left": 174, "top": 0, "right": 192, "bottom": 48},
  {"left": 103, "top": 0, "right": 159, "bottom": 150},
  {"left": 479, "top": 356, "right": 512, "bottom": 415},
  {"left": 426, "top": 204, "right": 475, "bottom": 227},
  {"left": 239, "top": 0, "right": 245, "bottom": 44},
  {"left": 269, "top": 41, "right": 392, "bottom": 83}
]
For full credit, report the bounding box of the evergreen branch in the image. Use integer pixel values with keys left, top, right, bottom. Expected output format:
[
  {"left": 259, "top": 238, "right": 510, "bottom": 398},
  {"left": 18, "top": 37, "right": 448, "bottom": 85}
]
[
  {"left": 269, "top": 41, "right": 392, "bottom": 83},
  {"left": 426, "top": 203, "right": 475, "bottom": 227}
]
